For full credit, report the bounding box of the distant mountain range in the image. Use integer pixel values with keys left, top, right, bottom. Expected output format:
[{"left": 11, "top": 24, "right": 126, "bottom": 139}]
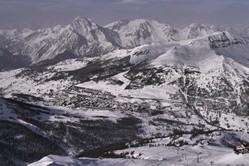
[{"left": 1, "top": 16, "right": 248, "bottom": 70}]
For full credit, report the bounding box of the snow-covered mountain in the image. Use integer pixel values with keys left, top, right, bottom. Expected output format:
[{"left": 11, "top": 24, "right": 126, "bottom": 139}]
[
  {"left": 0, "top": 17, "right": 227, "bottom": 67},
  {"left": 105, "top": 19, "right": 176, "bottom": 48},
  {"left": 174, "top": 23, "right": 215, "bottom": 40},
  {"left": 4, "top": 17, "right": 120, "bottom": 64},
  {"left": 2, "top": 17, "right": 249, "bottom": 166}
]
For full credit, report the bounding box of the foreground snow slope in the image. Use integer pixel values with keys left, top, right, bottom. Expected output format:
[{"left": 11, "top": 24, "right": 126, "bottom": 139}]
[
  {"left": 29, "top": 148, "right": 249, "bottom": 166},
  {"left": 29, "top": 156, "right": 170, "bottom": 166}
]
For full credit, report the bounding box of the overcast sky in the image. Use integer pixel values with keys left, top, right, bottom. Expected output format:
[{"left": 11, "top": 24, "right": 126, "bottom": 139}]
[{"left": 0, "top": 0, "right": 249, "bottom": 29}]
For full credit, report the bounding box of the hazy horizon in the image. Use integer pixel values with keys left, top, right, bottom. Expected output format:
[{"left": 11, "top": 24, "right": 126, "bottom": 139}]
[{"left": 1, "top": 0, "right": 249, "bottom": 29}]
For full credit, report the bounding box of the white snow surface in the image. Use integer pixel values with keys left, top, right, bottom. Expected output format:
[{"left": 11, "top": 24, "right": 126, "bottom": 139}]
[
  {"left": 174, "top": 23, "right": 215, "bottom": 40},
  {"left": 28, "top": 155, "right": 169, "bottom": 166},
  {"left": 106, "top": 19, "right": 176, "bottom": 48},
  {"left": 28, "top": 146, "right": 249, "bottom": 166},
  {"left": 76, "top": 31, "right": 249, "bottom": 102}
]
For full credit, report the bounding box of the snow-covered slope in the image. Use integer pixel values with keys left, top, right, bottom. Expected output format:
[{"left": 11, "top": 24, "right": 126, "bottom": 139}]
[
  {"left": 106, "top": 19, "right": 176, "bottom": 48},
  {"left": 6, "top": 17, "right": 120, "bottom": 64},
  {"left": 174, "top": 23, "right": 215, "bottom": 40},
  {"left": 106, "top": 20, "right": 220, "bottom": 48},
  {"left": 29, "top": 145, "right": 249, "bottom": 166},
  {"left": 28, "top": 155, "right": 173, "bottom": 166},
  {"left": 1, "top": 31, "right": 249, "bottom": 112}
]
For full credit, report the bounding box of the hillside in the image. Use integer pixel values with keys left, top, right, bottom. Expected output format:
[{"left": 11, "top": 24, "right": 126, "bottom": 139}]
[{"left": 1, "top": 17, "right": 249, "bottom": 165}]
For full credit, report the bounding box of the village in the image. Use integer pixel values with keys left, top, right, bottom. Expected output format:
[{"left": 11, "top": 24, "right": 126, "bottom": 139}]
[{"left": 60, "top": 86, "right": 163, "bottom": 113}]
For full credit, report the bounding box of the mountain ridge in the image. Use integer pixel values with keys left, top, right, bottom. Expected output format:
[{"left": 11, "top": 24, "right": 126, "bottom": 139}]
[{"left": 0, "top": 16, "right": 242, "bottom": 68}]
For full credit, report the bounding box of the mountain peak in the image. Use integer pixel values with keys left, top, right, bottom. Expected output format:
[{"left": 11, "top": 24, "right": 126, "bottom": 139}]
[
  {"left": 105, "top": 19, "right": 167, "bottom": 31},
  {"left": 73, "top": 16, "right": 92, "bottom": 23},
  {"left": 105, "top": 20, "right": 130, "bottom": 31},
  {"left": 105, "top": 18, "right": 175, "bottom": 48},
  {"left": 184, "top": 23, "right": 211, "bottom": 33},
  {"left": 130, "top": 18, "right": 151, "bottom": 24},
  {"left": 70, "top": 16, "right": 98, "bottom": 32},
  {"left": 124, "top": 19, "right": 166, "bottom": 27},
  {"left": 177, "top": 23, "right": 214, "bottom": 39},
  {"left": 188, "top": 23, "right": 206, "bottom": 27}
]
